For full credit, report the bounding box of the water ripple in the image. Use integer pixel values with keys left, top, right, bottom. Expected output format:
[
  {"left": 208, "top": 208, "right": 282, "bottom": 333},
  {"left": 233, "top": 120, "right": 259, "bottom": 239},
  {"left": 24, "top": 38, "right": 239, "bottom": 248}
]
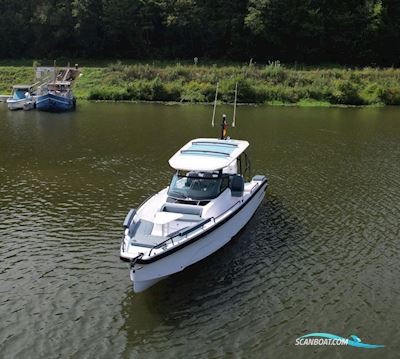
[{"left": 1, "top": 104, "right": 399, "bottom": 358}]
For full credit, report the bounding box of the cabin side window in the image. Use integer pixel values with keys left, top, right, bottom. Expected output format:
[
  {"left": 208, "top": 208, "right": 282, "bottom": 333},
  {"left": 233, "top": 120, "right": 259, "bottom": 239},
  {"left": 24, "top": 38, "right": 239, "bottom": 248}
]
[{"left": 220, "top": 175, "right": 230, "bottom": 193}]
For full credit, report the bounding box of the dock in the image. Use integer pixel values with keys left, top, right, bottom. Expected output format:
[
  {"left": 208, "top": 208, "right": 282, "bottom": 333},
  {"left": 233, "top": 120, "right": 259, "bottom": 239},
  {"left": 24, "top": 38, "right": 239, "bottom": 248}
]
[{"left": 0, "top": 95, "right": 10, "bottom": 102}]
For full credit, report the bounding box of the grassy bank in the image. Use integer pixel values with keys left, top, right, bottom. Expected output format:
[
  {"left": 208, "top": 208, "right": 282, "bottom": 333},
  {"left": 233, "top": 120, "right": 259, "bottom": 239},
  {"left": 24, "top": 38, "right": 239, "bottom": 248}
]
[{"left": 1, "top": 61, "right": 400, "bottom": 106}]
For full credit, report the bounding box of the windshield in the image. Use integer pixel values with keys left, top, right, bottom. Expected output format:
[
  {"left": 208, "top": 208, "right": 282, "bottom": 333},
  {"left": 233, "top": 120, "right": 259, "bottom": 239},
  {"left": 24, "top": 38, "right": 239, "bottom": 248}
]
[
  {"left": 13, "top": 90, "right": 27, "bottom": 100},
  {"left": 168, "top": 171, "right": 225, "bottom": 200}
]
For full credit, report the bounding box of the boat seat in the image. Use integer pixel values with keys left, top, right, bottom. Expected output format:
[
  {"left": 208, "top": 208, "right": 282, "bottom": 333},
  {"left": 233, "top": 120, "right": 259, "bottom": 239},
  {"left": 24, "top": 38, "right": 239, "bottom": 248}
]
[
  {"left": 129, "top": 219, "right": 154, "bottom": 237},
  {"left": 230, "top": 175, "right": 244, "bottom": 197},
  {"left": 162, "top": 203, "right": 203, "bottom": 216},
  {"left": 179, "top": 214, "right": 202, "bottom": 222},
  {"left": 130, "top": 235, "right": 166, "bottom": 248},
  {"left": 129, "top": 219, "right": 168, "bottom": 247}
]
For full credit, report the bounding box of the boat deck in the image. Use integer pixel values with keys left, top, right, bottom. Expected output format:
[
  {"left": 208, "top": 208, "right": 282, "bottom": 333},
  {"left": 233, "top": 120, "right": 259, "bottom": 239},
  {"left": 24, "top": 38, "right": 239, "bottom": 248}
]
[{"left": 129, "top": 214, "right": 202, "bottom": 248}]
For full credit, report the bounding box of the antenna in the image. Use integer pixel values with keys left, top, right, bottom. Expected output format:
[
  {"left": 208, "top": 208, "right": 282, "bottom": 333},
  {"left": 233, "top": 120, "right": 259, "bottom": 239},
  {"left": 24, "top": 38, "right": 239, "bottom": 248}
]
[
  {"left": 211, "top": 82, "right": 219, "bottom": 127},
  {"left": 232, "top": 82, "right": 238, "bottom": 127}
]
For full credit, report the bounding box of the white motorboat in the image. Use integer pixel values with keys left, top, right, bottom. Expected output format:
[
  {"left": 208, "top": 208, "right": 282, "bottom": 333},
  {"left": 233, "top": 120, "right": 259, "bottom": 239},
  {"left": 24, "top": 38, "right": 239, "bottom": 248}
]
[
  {"left": 7, "top": 85, "right": 35, "bottom": 110},
  {"left": 120, "top": 135, "right": 268, "bottom": 292}
]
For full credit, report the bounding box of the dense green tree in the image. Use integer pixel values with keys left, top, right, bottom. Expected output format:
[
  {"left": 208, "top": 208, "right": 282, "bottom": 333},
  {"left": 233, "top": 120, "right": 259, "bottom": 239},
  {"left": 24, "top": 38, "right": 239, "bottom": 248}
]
[
  {"left": 72, "top": 0, "right": 104, "bottom": 56},
  {"left": 245, "top": 0, "right": 323, "bottom": 62},
  {"left": 318, "top": 0, "right": 384, "bottom": 64},
  {"left": 30, "top": 0, "right": 75, "bottom": 56},
  {"left": 0, "top": 0, "right": 399, "bottom": 65},
  {"left": 379, "top": 0, "right": 400, "bottom": 64},
  {"left": 163, "top": 0, "right": 203, "bottom": 56},
  {"left": 101, "top": 0, "right": 141, "bottom": 56},
  {"left": 0, "top": 1, "right": 34, "bottom": 57}
]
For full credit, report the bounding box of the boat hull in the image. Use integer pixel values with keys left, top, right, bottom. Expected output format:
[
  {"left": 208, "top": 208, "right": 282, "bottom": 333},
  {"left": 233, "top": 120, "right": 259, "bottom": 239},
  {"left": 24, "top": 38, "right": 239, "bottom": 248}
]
[
  {"left": 7, "top": 98, "right": 29, "bottom": 110},
  {"left": 130, "top": 181, "right": 267, "bottom": 292},
  {"left": 36, "top": 93, "right": 75, "bottom": 112},
  {"left": 23, "top": 101, "right": 35, "bottom": 111}
]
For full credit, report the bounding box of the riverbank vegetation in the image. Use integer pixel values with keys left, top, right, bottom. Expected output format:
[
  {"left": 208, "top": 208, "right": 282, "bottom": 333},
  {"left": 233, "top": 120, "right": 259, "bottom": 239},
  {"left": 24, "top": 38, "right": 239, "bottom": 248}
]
[
  {"left": 2, "top": 1, "right": 400, "bottom": 106},
  {"left": 1, "top": 62, "right": 400, "bottom": 106}
]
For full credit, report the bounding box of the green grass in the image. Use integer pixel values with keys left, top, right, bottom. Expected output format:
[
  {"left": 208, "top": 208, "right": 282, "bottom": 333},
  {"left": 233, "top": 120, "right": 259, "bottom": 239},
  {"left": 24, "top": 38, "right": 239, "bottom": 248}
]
[
  {"left": 296, "top": 99, "right": 332, "bottom": 107},
  {"left": 0, "top": 67, "right": 36, "bottom": 93},
  {"left": 1, "top": 61, "right": 400, "bottom": 106}
]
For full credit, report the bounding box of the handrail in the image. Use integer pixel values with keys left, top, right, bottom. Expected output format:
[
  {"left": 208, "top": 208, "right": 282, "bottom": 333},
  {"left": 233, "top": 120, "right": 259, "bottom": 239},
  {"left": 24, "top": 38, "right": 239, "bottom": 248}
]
[
  {"left": 130, "top": 253, "right": 144, "bottom": 269},
  {"left": 148, "top": 217, "right": 214, "bottom": 256},
  {"left": 175, "top": 217, "right": 213, "bottom": 237},
  {"left": 249, "top": 183, "right": 258, "bottom": 192}
]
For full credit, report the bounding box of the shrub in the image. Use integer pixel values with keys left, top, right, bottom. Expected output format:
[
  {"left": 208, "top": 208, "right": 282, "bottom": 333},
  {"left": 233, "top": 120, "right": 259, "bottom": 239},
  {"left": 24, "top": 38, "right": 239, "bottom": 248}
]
[
  {"left": 163, "top": 81, "right": 182, "bottom": 101},
  {"left": 331, "top": 80, "right": 364, "bottom": 105},
  {"left": 164, "top": 63, "right": 190, "bottom": 81},
  {"left": 88, "top": 87, "right": 130, "bottom": 101},
  {"left": 263, "top": 61, "right": 287, "bottom": 83},
  {"left": 307, "top": 81, "right": 333, "bottom": 102},
  {"left": 281, "top": 87, "right": 308, "bottom": 103},
  {"left": 151, "top": 77, "right": 168, "bottom": 101},
  {"left": 360, "top": 83, "right": 381, "bottom": 104},
  {"left": 202, "top": 83, "right": 217, "bottom": 102},
  {"left": 134, "top": 81, "right": 153, "bottom": 100},
  {"left": 126, "top": 77, "right": 167, "bottom": 101},
  {"left": 258, "top": 85, "right": 280, "bottom": 102},
  {"left": 181, "top": 81, "right": 206, "bottom": 102},
  {"left": 219, "top": 77, "right": 262, "bottom": 103},
  {"left": 378, "top": 87, "right": 400, "bottom": 105},
  {"left": 107, "top": 61, "right": 124, "bottom": 72},
  {"left": 126, "top": 84, "right": 139, "bottom": 100}
]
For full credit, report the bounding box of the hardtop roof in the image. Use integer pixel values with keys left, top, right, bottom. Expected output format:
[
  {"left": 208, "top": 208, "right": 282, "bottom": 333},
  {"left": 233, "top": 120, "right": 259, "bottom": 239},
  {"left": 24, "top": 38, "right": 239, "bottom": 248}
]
[
  {"left": 168, "top": 138, "right": 249, "bottom": 171},
  {"left": 12, "top": 85, "right": 33, "bottom": 90}
]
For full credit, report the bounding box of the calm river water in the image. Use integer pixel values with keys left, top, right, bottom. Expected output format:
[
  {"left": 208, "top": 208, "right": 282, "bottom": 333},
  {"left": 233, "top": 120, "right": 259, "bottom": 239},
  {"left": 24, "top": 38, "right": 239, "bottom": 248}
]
[{"left": 0, "top": 102, "right": 399, "bottom": 358}]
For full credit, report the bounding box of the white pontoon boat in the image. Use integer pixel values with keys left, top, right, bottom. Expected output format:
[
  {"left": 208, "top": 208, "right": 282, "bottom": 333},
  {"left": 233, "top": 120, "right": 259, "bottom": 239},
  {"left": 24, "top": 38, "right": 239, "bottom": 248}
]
[{"left": 120, "top": 137, "right": 268, "bottom": 292}]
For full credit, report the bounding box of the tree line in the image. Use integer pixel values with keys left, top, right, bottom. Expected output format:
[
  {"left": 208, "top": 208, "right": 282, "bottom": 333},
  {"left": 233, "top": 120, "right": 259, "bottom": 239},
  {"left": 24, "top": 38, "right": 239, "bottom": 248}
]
[{"left": 0, "top": 0, "right": 399, "bottom": 66}]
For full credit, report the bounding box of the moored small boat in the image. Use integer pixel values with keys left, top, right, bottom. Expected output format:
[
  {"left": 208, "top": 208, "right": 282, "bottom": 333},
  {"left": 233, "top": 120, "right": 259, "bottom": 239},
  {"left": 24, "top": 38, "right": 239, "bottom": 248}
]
[
  {"left": 36, "top": 81, "right": 76, "bottom": 112},
  {"left": 6, "top": 85, "right": 35, "bottom": 110}
]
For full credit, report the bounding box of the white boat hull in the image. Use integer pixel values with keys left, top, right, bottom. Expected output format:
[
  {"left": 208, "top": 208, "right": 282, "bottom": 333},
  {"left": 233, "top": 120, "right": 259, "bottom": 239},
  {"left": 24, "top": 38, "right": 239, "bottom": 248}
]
[
  {"left": 23, "top": 101, "right": 35, "bottom": 111},
  {"left": 7, "top": 98, "right": 29, "bottom": 110},
  {"left": 130, "top": 182, "right": 267, "bottom": 292}
]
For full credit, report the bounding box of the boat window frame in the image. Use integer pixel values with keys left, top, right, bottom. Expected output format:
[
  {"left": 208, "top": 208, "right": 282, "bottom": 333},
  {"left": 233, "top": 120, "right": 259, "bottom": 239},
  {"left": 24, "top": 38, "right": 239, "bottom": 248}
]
[
  {"left": 237, "top": 151, "right": 251, "bottom": 180},
  {"left": 167, "top": 170, "right": 230, "bottom": 200}
]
